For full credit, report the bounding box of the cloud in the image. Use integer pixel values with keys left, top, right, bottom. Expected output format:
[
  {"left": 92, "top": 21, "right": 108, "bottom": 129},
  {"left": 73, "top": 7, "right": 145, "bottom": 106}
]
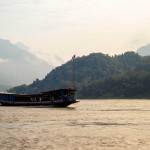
[
  {"left": 0, "top": 58, "right": 9, "bottom": 63},
  {"left": 32, "top": 51, "right": 64, "bottom": 67},
  {"left": 1, "top": 0, "right": 150, "bottom": 66},
  {"left": 53, "top": 54, "right": 65, "bottom": 64}
]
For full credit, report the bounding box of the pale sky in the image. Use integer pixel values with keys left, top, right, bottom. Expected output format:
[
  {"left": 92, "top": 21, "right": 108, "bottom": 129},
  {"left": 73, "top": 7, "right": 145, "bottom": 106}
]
[{"left": 0, "top": 0, "right": 150, "bottom": 66}]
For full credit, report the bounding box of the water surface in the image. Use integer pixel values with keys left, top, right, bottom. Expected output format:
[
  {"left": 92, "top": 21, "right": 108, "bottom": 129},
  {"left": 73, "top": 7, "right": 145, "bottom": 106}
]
[{"left": 1, "top": 100, "right": 150, "bottom": 150}]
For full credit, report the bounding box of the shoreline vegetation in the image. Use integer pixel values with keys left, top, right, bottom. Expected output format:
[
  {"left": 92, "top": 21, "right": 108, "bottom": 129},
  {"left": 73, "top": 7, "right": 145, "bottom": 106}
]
[{"left": 8, "top": 52, "right": 150, "bottom": 99}]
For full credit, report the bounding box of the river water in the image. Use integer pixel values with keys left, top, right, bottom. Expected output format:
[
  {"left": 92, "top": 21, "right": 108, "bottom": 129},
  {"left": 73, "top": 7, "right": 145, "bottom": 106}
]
[{"left": 1, "top": 100, "right": 150, "bottom": 150}]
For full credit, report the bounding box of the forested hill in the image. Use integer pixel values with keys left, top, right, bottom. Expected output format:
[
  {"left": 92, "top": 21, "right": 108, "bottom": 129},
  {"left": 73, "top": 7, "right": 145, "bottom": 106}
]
[{"left": 8, "top": 52, "right": 150, "bottom": 98}]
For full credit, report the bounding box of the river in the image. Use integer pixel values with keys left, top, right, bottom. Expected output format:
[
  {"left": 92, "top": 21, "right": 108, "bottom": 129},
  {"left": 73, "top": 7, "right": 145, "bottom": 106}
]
[{"left": 1, "top": 100, "right": 150, "bottom": 150}]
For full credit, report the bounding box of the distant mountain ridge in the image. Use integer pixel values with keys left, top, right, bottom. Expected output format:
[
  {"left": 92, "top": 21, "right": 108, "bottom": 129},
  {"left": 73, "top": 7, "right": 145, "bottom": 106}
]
[
  {"left": 15, "top": 42, "right": 30, "bottom": 50},
  {"left": 0, "top": 38, "right": 52, "bottom": 89},
  {"left": 136, "top": 43, "right": 150, "bottom": 56}
]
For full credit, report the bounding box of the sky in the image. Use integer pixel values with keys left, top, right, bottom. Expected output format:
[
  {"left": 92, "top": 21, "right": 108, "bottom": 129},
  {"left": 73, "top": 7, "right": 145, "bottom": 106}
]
[{"left": 0, "top": 0, "right": 150, "bottom": 66}]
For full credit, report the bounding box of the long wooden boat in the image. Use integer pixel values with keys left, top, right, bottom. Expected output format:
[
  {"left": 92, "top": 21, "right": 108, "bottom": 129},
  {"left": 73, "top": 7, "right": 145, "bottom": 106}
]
[{"left": 0, "top": 88, "right": 79, "bottom": 107}]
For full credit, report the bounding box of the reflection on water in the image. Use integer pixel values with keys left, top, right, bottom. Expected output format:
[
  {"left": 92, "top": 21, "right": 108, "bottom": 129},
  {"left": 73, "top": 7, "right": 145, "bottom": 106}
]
[
  {"left": 1, "top": 99, "right": 150, "bottom": 150},
  {"left": 13, "top": 106, "right": 76, "bottom": 111}
]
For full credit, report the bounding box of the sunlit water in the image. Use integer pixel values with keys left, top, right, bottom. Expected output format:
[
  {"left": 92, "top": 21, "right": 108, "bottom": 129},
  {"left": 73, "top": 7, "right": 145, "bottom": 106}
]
[{"left": 1, "top": 100, "right": 150, "bottom": 150}]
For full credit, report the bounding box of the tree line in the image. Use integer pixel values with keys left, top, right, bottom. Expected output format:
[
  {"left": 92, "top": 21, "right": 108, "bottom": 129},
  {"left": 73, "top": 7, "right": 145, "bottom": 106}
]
[{"left": 8, "top": 52, "right": 150, "bottom": 99}]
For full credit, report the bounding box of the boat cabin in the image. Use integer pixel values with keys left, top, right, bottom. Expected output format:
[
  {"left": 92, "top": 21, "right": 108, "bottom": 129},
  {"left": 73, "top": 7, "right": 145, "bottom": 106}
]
[{"left": 42, "top": 88, "right": 76, "bottom": 101}]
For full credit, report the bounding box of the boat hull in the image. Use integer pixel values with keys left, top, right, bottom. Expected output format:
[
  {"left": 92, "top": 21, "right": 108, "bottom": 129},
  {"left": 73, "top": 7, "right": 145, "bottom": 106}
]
[{"left": 0, "top": 100, "right": 79, "bottom": 107}]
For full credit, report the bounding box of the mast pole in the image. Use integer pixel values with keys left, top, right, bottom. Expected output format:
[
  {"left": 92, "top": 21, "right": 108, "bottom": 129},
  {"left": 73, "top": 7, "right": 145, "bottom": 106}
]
[{"left": 72, "top": 55, "right": 76, "bottom": 89}]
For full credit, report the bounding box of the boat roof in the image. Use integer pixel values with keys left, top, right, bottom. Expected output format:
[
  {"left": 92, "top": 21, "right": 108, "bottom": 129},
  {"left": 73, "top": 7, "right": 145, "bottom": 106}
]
[
  {"left": 0, "top": 88, "right": 76, "bottom": 97},
  {"left": 41, "top": 88, "right": 76, "bottom": 94}
]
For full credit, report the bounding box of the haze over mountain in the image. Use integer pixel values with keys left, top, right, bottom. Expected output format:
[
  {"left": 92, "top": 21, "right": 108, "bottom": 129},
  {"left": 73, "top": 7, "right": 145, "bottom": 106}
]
[
  {"left": 136, "top": 43, "right": 150, "bottom": 56},
  {"left": 0, "top": 38, "right": 53, "bottom": 90}
]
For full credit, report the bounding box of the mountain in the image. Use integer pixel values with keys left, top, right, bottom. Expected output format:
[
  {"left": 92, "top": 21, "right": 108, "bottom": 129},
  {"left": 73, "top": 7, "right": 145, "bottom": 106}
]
[
  {"left": 0, "top": 38, "right": 53, "bottom": 89},
  {"left": 8, "top": 52, "right": 150, "bottom": 98},
  {"left": 15, "top": 42, "right": 30, "bottom": 50},
  {"left": 136, "top": 43, "right": 150, "bottom": 56}
]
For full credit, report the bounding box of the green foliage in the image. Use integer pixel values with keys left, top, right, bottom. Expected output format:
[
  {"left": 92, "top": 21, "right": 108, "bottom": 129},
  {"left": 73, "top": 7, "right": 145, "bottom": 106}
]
[
  {"left": 78, "top": 71, "right": 150, "bottom": 98},
  {"left": 8, "top": 52, "right": 150, "bottom": 98}
]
